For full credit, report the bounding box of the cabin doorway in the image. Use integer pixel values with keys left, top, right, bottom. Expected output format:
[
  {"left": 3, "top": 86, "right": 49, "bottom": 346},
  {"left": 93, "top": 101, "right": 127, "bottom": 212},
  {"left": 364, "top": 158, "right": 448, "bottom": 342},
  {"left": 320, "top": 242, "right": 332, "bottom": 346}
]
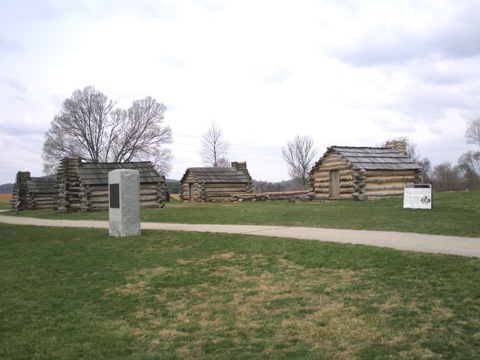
[
  {"left": 329, "top": 170, "right": 340, "bottom": 199},
  {"left": 188, "top": 183, "right": 194, "bottom": 202}
]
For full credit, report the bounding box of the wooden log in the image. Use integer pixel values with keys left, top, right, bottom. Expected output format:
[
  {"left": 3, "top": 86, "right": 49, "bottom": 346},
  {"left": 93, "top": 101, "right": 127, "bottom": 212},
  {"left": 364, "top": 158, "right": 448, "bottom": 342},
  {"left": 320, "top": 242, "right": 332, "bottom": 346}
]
[
  {"left": 313, "top": 165, "right": 353, "bottom": 172},
  {"left": 364, "top": 191, "right": 404, "bottom": 197},
  {"left": 364, "top": 185, "right": 406, "bottom": 191},
  {"left": 362, "top": 170, "right": 420, "bottom": 177},
  {"left": 312, "top": 195, "right": 330, "bottom": 200}
]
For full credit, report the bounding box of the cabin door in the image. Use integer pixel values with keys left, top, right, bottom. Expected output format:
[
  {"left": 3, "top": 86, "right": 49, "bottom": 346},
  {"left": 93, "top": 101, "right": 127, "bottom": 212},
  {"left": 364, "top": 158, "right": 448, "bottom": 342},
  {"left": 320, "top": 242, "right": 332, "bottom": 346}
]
[
  {"left": 188, "top": 183, "right": 194, "bottom": 202},
  {"left": 329, "top": 170, "right": 340, "bottom": 199}
]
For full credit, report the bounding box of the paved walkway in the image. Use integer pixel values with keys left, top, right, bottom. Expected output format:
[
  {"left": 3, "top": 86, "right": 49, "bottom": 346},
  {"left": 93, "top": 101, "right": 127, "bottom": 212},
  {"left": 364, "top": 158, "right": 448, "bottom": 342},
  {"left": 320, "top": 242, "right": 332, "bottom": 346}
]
[{"left": 1, "top": 214, "right": 479, "bottom": 258}]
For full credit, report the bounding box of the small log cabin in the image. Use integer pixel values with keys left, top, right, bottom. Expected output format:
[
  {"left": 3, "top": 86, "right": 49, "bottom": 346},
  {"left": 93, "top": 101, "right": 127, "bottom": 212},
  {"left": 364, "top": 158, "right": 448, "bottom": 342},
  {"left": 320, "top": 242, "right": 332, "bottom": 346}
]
[
  {"left": 309, "top": 143, "right": 422, "bottom": 201},
  {"left": 180, "top": 161, "right": 254, "bottom": 202},
  {"left": 11, "top": 172, "right": 57, "bottom": 210},
  {"left": 56, "top": 157, "right": 169, "bottom": 212}
]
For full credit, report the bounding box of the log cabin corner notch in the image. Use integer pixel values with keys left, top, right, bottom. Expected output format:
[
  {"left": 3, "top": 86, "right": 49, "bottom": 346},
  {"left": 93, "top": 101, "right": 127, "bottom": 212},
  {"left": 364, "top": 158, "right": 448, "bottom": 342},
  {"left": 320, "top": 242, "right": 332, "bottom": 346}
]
[
  {"left": 309, "top": 144, "right": 422, "bottom": 201},
  {"left": 180, "top": 161, "right": 254, "bottom": 202}
]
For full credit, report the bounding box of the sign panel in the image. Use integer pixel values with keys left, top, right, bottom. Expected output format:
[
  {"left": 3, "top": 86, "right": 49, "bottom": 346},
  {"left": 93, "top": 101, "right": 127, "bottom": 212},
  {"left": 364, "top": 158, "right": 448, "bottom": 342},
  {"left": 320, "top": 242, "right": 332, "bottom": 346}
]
[
  {"left": 403, "top": 184, "right": 432, "bottom": 209},
  {"left": 109, "top": 183, "right": 120, "bottom": 209}
]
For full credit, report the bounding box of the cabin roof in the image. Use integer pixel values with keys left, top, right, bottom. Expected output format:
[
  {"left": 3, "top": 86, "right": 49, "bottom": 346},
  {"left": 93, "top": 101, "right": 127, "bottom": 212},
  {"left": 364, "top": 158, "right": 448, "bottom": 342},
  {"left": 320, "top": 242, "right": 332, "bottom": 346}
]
[
  {"left": 77, "top": 162, "right": 162, "bottom": 185},
  {"left": 27, "top": 175, "right": 57, "bottom": 193},
  {"left": 182, "top": 167, "right": 251, "bottom": 184},
  {"left": 318, "top": 146, "right": 422, "bottom": 171}
]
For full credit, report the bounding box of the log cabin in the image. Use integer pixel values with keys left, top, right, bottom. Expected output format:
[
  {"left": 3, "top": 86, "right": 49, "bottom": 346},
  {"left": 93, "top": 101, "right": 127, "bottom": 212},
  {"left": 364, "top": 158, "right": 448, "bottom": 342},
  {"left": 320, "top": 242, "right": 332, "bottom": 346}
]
[
  {"left": 11, "top": 172, "right": 57, "bottom": 210},
  {"left": 180, "top": 161, "right": 254, "bottom": 202},
  {"left": 309, "top": 143, "right": 422, "bottom": 201},
  {"left": 56, "top": 157, "right": 169, "bottom": 212}
]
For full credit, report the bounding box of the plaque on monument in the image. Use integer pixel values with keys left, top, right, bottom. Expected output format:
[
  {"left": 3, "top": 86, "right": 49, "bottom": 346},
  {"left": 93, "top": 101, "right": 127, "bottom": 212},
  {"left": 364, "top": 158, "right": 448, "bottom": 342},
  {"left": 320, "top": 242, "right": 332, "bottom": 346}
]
[{"left": 109, "top": 184, "right": 120, "bottom": 208}]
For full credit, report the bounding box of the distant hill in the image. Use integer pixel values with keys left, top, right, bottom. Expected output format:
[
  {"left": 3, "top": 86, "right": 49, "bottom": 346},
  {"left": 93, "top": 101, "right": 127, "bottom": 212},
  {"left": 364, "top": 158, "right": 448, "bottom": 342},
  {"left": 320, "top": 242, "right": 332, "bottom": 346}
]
[{"left": 0, "top": 183, "right": 13, "bottom": 194}]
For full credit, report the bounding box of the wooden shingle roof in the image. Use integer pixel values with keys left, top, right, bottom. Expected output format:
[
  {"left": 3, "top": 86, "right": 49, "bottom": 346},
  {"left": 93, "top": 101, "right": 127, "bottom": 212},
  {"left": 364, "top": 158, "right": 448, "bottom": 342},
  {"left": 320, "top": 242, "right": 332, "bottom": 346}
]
[
  {"left": 77, "top": 162, "right": 162, "bottom": 185},
  {"left": 320, "top": 146, "right": 422, "bottom": 171},
  {"left": 27, "top": 176, "right": 57, "bottom": 194},
  {"left": 182, "top": 167, "right": 251, "bottom": 184}
]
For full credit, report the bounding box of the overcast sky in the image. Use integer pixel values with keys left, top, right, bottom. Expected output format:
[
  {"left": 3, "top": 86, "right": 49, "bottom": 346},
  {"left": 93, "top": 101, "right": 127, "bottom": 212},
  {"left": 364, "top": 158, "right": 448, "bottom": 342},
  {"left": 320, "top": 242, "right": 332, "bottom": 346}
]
[{"left": 1, "top": 0, "right": 479, "bottom": 184}]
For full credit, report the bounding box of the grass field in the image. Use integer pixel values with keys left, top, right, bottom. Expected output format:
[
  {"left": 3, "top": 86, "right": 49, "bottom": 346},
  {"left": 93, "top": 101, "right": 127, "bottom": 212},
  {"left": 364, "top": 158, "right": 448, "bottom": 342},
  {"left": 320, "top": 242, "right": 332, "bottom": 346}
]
[
  {"left": 5, "top": 191, "right": 480, "bottom": 237},
  {"left": 0, "top": 194, "right": 12, "bottom": 210},
  {"left": 1, "top": 223, "right": 479, "bottom": 359}
]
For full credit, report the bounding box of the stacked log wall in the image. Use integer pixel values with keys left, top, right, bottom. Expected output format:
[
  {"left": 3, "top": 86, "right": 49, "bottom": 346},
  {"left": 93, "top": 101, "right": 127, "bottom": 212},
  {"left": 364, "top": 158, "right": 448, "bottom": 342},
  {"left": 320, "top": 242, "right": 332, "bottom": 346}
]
[
  {"left": 311, "top": 153, "right": 355, "bottom": 200},
  {"left": 361, "top": 170, "right": 422, "bottom": 199},
  {"left": 56, "top": 157, "right": 83, "bottom": 213},
  {"left": 28, "top": 192, "right": 57, "bottom": 210},
  {"left": 201, "top": 183, "right": 250, "bottom": 202},
  {"left": 79, "top": 183, "right": 165, "bottom": 211}
]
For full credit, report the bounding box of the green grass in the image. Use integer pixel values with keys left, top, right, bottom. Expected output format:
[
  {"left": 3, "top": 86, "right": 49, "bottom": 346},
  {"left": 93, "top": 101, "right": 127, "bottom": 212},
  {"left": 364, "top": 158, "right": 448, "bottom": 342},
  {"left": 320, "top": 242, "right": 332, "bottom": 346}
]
[
  {"left": 4, "top": 191, "right": 480, "bottom": 237},
  {"left": 1, "top": 223, "right": 479, "bottom": 359}
]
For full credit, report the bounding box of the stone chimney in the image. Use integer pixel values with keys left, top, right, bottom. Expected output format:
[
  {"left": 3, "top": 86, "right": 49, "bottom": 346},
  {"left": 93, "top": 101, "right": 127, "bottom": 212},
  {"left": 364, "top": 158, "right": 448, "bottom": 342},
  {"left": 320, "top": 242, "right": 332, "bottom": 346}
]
[
  {"left": 231, "top": 161, "right": 251, "bottom": 179},
  {"left": 231, "top": 161, "right": 254, "bottom": 193},
  {"left": 385, "top": 140, "right": 407, "bottom": 156}
]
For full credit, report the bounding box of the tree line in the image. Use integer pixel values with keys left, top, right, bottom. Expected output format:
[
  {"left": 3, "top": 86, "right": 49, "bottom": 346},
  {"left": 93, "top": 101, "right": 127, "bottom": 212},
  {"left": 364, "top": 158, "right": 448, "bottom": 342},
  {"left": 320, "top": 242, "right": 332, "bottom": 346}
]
[
  {"left": 426, "top": 120, "right": 480, "bottom": 191},
  {"left": 42, "top": 86, "right": 480, "bottom": 193}
]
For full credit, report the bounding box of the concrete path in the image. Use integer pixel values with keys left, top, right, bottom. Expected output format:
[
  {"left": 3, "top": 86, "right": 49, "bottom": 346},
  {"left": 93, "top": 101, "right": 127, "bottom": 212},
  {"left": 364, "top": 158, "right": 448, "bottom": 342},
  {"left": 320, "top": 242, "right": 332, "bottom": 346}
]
[{"left": 1, "top": 214, "right": 479, "bottom": 258}]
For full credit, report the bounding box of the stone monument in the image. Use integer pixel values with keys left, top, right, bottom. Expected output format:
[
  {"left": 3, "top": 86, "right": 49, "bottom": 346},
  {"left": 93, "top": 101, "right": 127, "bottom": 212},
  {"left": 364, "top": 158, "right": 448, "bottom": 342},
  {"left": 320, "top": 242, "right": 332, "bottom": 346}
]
[{"left": 108, "top": 169, "right": 141, "bottom": 237}]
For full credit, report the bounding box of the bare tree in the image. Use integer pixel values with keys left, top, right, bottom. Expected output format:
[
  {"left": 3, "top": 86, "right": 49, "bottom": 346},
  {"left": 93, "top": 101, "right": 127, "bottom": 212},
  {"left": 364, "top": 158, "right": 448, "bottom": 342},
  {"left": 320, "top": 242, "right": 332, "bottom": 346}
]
[
  {"left": 198, "top": 121, "right": 229, "bottom": 167},
  {"left": 430, "top": 162, "right": 463, "bottom": 192},
  {"left": 281, "top": 134, "right": 318, "bottom": 190},
  {"left": 458, "top": 151, "right": 480, "bottom": 190},
  {"left": 42, "top": 86, "right": 173, "bottom": 174},
  {"left": 465, "top": 119, "right": 480, "bottom": 147},
  {"left": 417, "top": 157, "right": 432, "bottom": 183}
]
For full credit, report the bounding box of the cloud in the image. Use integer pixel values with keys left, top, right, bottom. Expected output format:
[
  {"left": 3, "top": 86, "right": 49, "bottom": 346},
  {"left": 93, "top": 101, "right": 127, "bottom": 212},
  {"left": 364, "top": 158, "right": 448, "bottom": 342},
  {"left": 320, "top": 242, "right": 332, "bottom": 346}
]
[
  {"left": 1, "top": 78, "right": 27, "bottom": 94},
  {"left": 329, "top": 0, "right": 480, "bottom": 67},
  {"left": 0, "top": 38, "right": 23, "bottom": 53},
  {"left": 0, "top": 0, "right": 478, "bottom": 184},
  {"left": 253, "top": 67, "right": 292, "bottom": 84}
]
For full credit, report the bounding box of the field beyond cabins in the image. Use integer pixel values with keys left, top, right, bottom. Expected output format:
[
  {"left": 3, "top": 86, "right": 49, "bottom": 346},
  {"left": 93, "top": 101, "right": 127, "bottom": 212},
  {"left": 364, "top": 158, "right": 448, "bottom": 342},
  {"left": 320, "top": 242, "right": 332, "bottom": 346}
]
[{"left": 0, "top": 194, "right": 12, "bottom": 201}]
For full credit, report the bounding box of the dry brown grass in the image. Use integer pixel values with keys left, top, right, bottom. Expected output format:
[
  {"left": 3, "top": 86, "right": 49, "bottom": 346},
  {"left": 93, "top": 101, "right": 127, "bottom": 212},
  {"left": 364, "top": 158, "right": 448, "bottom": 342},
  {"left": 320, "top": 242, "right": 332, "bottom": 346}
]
[
  {"left": 107, "top": 253, "right": 395, "bottom": 358},
  {"left": 102, "top": 249, "right": 474, "bottom": 359},
  {"left": 0, "top": 194, "right": 12, "bottom": 202}
]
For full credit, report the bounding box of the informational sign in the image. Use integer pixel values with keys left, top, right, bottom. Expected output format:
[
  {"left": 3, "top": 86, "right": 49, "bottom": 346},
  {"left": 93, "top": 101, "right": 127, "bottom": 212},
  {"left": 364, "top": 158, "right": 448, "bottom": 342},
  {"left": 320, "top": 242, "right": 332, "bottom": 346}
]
[
  {"left": 403, "top": 184, "right": 432, "bottom": 209},
  {"left": 109, "top": 184, "right": 120, "bottom": 208}
]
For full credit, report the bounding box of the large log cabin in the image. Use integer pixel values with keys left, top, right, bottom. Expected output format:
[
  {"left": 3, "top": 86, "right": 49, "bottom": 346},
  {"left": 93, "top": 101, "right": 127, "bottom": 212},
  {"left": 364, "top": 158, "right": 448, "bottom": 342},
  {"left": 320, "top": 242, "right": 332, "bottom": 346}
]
[{"left": 309, "top": 142, "right": 422, "bottom": 201}]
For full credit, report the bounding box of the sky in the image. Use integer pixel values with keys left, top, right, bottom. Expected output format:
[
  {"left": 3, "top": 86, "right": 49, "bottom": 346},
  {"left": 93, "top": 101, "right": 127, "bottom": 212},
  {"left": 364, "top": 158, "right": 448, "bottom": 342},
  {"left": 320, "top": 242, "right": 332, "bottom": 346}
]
[{"left": 1, "top": 0, "right": 479, "bottom": 185}]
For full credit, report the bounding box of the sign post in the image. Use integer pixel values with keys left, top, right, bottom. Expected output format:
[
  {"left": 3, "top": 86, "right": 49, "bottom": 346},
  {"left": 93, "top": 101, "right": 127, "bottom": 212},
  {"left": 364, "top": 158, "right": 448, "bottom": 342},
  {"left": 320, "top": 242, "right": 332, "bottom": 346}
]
[
  {"left": 108, "top": 169, "right": 141, "bottom": 237},
  {"left": 403, "top": 184, "right": 432, "bottom": 209}
]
